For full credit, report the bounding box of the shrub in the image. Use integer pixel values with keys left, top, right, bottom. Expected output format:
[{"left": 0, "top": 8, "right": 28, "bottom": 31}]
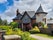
[
  {"left": 41, "top": 22, "right": 48, "bottom": 28},
  {"left": 29, "top": 26, "right": 40, "bottom": 34},
  {"left": 5, "top": 28, "right": 23, "bottom": 35},
  {"left": 6, "top": 29, "right": 14, "bottom": 35},
  {"left": 44, "top": 24, "right": 48, "bottom": 28},
  {"left": 0, "top": 25, "right": 37, "bottom": 40},
  {"left": 21, "top": 32, "right": 30, "bottom": 40},
  {"left": 41, "top": 22, "right": 45, "bottom": 28},
  {"left": 10, "top": 22, "right": 18, "bottom": 29},
  {"left": 0, "top": 26, "right": 11, "bottom": 30},
  {"left": 13, "top": 28, "right": 23, "bottom": 36},
  {"left": 21, "top": 32, "right": 37, "bottom": 40}
]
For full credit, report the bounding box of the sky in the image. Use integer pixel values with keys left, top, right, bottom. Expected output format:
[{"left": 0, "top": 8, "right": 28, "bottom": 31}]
[{"left": 0, "top": 0, "right": 53, "bottom": 23}]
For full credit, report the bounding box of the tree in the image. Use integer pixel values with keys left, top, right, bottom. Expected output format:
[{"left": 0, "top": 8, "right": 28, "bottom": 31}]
[
  {"left": 0, "top": 17, "right": 2, "bottom": 25},
  {"left": 2, "top": 20, "right": 8, "bottom": 25},
  {"left": 10, "top": 22, "right": 18, "bottom": 29}
]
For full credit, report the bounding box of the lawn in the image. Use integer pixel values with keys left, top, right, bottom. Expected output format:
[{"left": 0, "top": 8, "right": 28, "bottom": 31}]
[{"left": 35, "top": 33, "right": 53, "bottom": 39}]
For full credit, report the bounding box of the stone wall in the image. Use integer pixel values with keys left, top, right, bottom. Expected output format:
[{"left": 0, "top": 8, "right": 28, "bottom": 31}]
[
  {"left": 31, "top": 19, "right": 36, "bottom": 25},
  {"left": 0, "top": 30, "right": 6, "bottom": 40},
  {"left": 0, "top": 30, "right": 21, "bottom": 40},
  {"left": 4, "top": 35, "right": 21, "bottom": 40},
  {"left": 40, "top": 28, "right": 52, "bottom": 35}
]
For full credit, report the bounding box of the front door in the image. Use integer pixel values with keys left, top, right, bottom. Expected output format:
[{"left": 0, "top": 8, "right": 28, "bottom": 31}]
[{"left": 23, "top": 23, "right": 31, "bottom": 31}]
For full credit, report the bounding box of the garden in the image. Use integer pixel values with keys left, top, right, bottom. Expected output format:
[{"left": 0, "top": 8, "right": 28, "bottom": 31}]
[
  {"left": 0, "top": 18, "right": 53, "bottom": 40},
  {"left": 0, "top": 21, "right": 37, "bottom": 40}
]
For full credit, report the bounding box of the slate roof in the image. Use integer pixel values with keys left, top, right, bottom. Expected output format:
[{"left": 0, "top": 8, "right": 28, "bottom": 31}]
[
  {"left": 36, "top": 4, "right": 44, "bottom": 13},
  {"left": 36, "top": 4, "right": 48, "bottom": 14},
  {"left": 32, "top": 14, "right": 36, "bottom": 19},
  {"left": 21, "top": 11, "right": 31, "bottom": 23},
  {"left": 13, "top": 13, "right": 22, "bottom": 20},
  {"left": 27, "top": 11, "right": 35, "bottom": 18},
  {"left": 13, "top": 4, "right": 48, "bottom": 21},
  {"left": 22, "top": 11, "right": 35, "bottom": 18}
]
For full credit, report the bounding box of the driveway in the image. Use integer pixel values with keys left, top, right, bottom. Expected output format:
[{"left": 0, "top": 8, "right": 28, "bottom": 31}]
[{"left": 30, "top": 34, "right": 53, "bottom": 40}]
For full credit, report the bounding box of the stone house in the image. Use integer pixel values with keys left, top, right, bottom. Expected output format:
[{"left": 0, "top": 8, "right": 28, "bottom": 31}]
[
  {"left": 47, "top": 18, "right": 53, "bottom": 35},
  {"left": 39, "top": 18, "right": 53, "bottom": 35},
  {"left": 13, "top": 5, "right": 47, "bottom": 31}
]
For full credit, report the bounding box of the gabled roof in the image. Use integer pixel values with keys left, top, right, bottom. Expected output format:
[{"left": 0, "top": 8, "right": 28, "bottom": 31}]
[
  {"left": 13, "top": 13, "right": 22, "bottom": 20},
  {"left": 22, "top": 11, "right": 35, "bottom": 18},
  {"left": 32, "top": 14, "right": 36, "bottom": 19},
  {"left": 21, "top": 11, "right": 31, "bottom": 19},
  {"left": 36, "top": 4, "right": 44, "bottom": 13},
  {"left": 27, "top": 11, "right": 35, "bottom": 18},
  {"left": 21, "top": 11, "right": 31, "bottom": 23}
]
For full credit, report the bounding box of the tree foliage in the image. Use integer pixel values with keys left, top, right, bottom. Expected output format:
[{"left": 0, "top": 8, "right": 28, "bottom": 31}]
[
  {"left": 2, "top": 20, "right": 8, "bottom": 25},
  {"left": 0, "top": 17, "right": 8, "bottom": 25},
  {"left": 0, "top": 17, "right": 2, "bottom": 25},
  {"left": 10, "top": 22, "right": 18, "bottom": 29}
]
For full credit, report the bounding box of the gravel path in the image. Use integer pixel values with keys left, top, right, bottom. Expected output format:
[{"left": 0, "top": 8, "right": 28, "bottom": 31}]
[{"left": 30, "top": 34, "right": 53, "bottom": 40}]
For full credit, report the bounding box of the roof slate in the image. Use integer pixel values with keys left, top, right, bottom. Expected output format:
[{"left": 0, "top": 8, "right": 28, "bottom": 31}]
[
  {"left": 21, "top": 11, "right": 31, "bottom": 23},
  {"left": 36, "top": 4, "right": 44, "bottom": 13},
  {"left": 13, "top": 13, "right": 22, "bottom": 20},
  {"left": 32, "top": 14, "right": 36, "bottom": 19}
]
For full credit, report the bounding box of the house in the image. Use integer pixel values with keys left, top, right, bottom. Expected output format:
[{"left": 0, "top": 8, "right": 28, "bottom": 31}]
[
  {"left": 47, "top": 18, "right": 53, "bottom": 29},
  {"left": 39, "top": 18, "right": 53, "bottom": 35},
  {"left": 13, "top": 5, "right": 48, "bottom": 31},
  {"left": 47, "top": 18, "right": 53, "bottom": 35}
]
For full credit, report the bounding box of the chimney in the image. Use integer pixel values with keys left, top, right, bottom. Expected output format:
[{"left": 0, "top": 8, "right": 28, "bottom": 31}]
[{"left": 16, "top": 9, "right": 20, "bottom": 16}]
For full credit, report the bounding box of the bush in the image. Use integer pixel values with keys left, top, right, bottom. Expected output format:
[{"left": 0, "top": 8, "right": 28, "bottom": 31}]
[
  {"left": 21, "top": 32, "right": 30, "bottom": 40},
  {"left": 0, "top": 25, "right": 37, "bottom": 40},
  {"left": 41, "top": 22, "right": 44, "bottom": 27},
  {"left": 44, "top": 24, "right": 48, "bottom": 28},
  {"left": 0, "top": 25, "right": 14, "bottom": 35},
  {"left": 0, "top": 26, "right": 11, "bottom": 30},
  {"left": 21, "top": 32, "right": 37, "bottom": 40},
  {"left": 10, "top": 22, "right": 18, "bottom": 29},
  {"left": 29, "top": 26, "right": 40, "bottom": 34},
  {"left": 41, "top": 22, "right": 48, "bottom": 28},
  {"left": 6, "top": 29, "right": 14, "bottom": 35},
  {"left": 13, "top": 28, "right": 23, "bottom": 36}
]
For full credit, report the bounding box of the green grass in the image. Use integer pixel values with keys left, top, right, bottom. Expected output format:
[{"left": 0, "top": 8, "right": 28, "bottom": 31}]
[
  {"left": 30, "top": 37, "right": 38, "bottom": 40},
  {"left": 35, "top": 33, "right": 53, "bottom": 39}
]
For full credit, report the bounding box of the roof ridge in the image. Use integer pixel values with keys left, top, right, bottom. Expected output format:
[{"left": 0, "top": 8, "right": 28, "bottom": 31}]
[{"left": 21, "top": 11, "right": 31, "bottom": 20}]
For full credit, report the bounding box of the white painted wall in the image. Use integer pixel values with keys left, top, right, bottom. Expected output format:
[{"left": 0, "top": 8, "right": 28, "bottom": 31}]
[
  {"left": 36, "top": 13, "right": 47, "bottom": 23},
  {"left": 46, "top": 19, "right": 53, "bottom": 24}
]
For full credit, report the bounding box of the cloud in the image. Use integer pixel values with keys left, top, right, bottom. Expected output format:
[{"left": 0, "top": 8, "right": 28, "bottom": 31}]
[
  {"left": 0, "top": 0, "right": 53, "bottom": 22},
  {"left": 3, "top": 0, "right": 40, "bottom": 17},
  {"left": 0, "top": 0, "right": 7, "bottom": 3}
]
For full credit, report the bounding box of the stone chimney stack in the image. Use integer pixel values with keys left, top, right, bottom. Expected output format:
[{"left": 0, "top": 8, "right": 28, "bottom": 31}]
[{"left": 16, "top": 9, "right": 20, "bottom": 16}]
